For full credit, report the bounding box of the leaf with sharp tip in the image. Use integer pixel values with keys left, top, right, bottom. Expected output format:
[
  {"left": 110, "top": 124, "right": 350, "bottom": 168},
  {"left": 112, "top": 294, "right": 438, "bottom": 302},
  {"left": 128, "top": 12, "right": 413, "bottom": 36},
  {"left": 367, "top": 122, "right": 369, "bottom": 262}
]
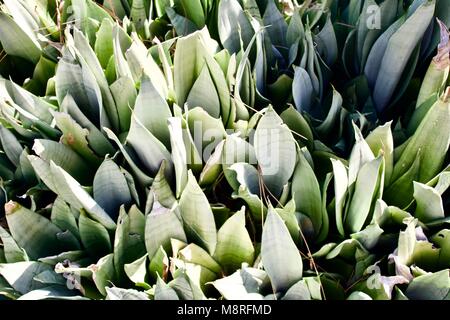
[
  {"left": 91, "top": 253, "right": 116, "bottom": 296},
  {"left": 413, "top": 182, "right": 445, "bottom": 223},
  {"left": 124, "top": 254, "right": 148, "bottom": 286},
  {"left": 348, "top": 123, "right": 376, "bottom": 186},
  {"left": 151, "top": 161, "right": 177, "bottom": 208},
  {"left": 0, "top": 225, "right": 28, "bottom": 263},
  {"left": 186, "top": 63, "right": 221, "bottom": 118},
  {"left": 155, "top": 276, "right": 179, "bottom": 300},
  {"left": 218, "top": 0, "right": 254, "bottom": 54},
  {"left": 79, "top": 211, "right": 112, "bottom": 259},
  {"left": 33, "top": 139, "right": 94, "bottom": 186},
  {"left": 179, "top": 243, "right": 221, "bottom": 274},
  {"left": 51, "top": 197, "right": 80, "bottom": 241},
  {"left": 95, "top": 18, "right": 114, "bottom": 69},
  {"left": 166, "top": 7, "right": 198, "bottom": 36},
  {"left": 331, "top": 159, "right": 348, "bottom": 237},
  {"left": 58, "top": 95, "right": 115, "bottom": 159},
  {"left": 93, "top": 159, "right": 132, "bottom": 221},
  {"left": 292, "top": 150, "right": 323, "bottom": 236},
  {"left": 133, "top": 74, "right": 171, "bottom": 147},
  {"left": 261, "top": 207, "right": 303, "bottom": 293},
  {"left": 366, "top": 122, "right": 394, "bottom": 185},
  {"left": 179, "top": 171, "right": 217, "bottom": 255},
  {"left": 149, "top": 246, "right": 169, "bottom": 281},
  {"left": 406, "top": 270, "right": 450, "bottom": 300},
  {"left": 345, "top": 156, "right": 384, "bottom": 234},
  {"left": 104, "top": 127, "right": 153, "bottom": 187},
  {"left": 293, "top": 67, "right": 314, "bottom": 113},
  {"left": 372, "top": 0, "right": 436, "bottom": 112},
  {"left": 49, "top": 162, "right": 116, "bottom": 230},
  {"left": 211, "top": 269, "right": 265, "bottom": 300},
  {"left": 0, "top": 126, "right": 23, "bottom": 165},
  {"left": 0, "top": 12, "right": 41, "bottom": 63},
  {"left": 213, "top": 208, "right": 254, "bottom": 274},
  {"left": 110, "top": 76, "right": 137, "bottom": 133},
  {"left": 5, "top": 202, "right": 71, "bottom": 260},
  {"left": 145, "top": 205, "right": 187, "bottom": 259},
  {"left": 168, "top": 117, "right": 188, "bottom": 198},
  {"left": 0, "top": 262, "right": 52, "bottom": 294},
  {"left": 315, "top": 15, "right": 338, "bottom": 66},
  {"left": 254, "top": 107, "right": 296, "bottom": 197},
  {"left": 126, "top": 115, "right": 173, "bottom": 177}
]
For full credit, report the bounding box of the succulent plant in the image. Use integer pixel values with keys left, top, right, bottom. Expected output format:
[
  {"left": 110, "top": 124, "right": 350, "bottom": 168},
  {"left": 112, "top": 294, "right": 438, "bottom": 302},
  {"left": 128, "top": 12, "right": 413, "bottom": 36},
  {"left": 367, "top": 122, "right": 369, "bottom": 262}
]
[{"left": 0, "top": 0, "right": 449, "bottom": 301}]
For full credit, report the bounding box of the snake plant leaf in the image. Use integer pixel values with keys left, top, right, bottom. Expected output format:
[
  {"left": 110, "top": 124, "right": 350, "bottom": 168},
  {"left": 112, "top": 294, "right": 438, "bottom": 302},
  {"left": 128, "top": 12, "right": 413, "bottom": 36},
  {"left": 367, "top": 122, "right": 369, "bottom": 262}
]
[
  {"left": 384, "top": 151, "right": 420, "bottom": 208},
  {"left": 225, "top": 162, "right": 260, "bottom": 194},
  {"left": 151, "top": 161, "right": 177, "bottom": 208},
  {"left": 179, "top": 171, "right": 217, "bottom": 254},
  {"left": 58, "top": 94, "right": 115, "bottom": 158},
  {"left": 280, "top": 106, "right": 314, "bottom": 149},
  {"left": 331, "top": 159, "right": 348, "bottom": 237},
  {"left": 105, "top": 287, "right": 150, "bottom": 300},
  {"left": 149, "top": 246, "right": 170, "bottom": 281},
  {"left": 292, "top": 150, "right": 323, "bottom": 236},
  {"left": 211, "top": 269, "right": 265, "bottom": 300},
  {"left": 218, "top": 0, "right": 254, "bottom": 54},
  {"left": 4, "top": 80, "right": 54, "bottom": 124},
  {"left": 0, "top": 12, "right": 41, "bottom": 63},
  {"left": 213, "top": 208, "right": 255, "bottom": 274},
  {"left": 0, "top": 226, "right": 28, "bottom": 263},
  {"left": 315, "top": 15, "right": 338, "bottom": 67},
  {"left": 79, "top": 210, "right": 112, "bottom": 258},
  {"left": 261, "top": 207, "right": 303, "bottom": 293},
  {"left": 92, "top": 253, "right": 116, "bottom": 296},
  {"left": 348, "top": 123, "right": 376, "bottom": 186},
  {"left": 124, "top": 254, "right": 148, "bottom": 286},
  {"left": 345, "top": 156, "right": 384, "bottom": 234},
  {"left": 109, "top": 76, "right": 137, "bottom": 134},
  {"left": 155, "top": 276, "right": 179, "bottom": 300},
  {"left": 179, "top": 244, "right": 221, "bottom": 274},
  {"left": 293, "top": 66, "right": 314, "bottom": 113},
  {"left": 254, "top": 106, "right": 296, "bottom": 197},
  {"left": 406, "top": 270, "right": 450, "bottom": 300},
  {"left": 0, "top": 262, "right": 53, "bottom": 294},
  {"left": 103, "top": 128, "right": 153, "bottom": 187},
  {"left": 126, "top": 36, "right": 168, "bottom": 98},
  {"left": 263, "top": 0, "right": 288, "bottom": 48},
  {"left": 282, "top": 279, "right": 312, "bottom": 300},
  {"left": 413, "top": 182, "right": 445, "bottom": 223},
  {"left": 166, "top": 7, "right": 198, "bottom": 36},
  {"left": 186, "top": 63, "right": 221, "bottom": 118},
  {"left": 431, "top": 230, "right": 450, "bottom": 269},
  {"left": 49, "top": 162, "right": 116, "bottom": 230},
  {"left": 275, "top": 200, "right": 301, "bottom": 244},
  {"left": 145, "top": 204, "right": 187, "bottom": 259},
  {"left": 199, "top": 138, "right": 225, "bottom": 187},
  {"left": 72, "top": 28, "right": 120, "bottom": 132},
  {"left": 175, "top": 0, "right": 206, "bottom": 29},
  {"left": 55, "top": 49, "right": 101, "bottom": 126},
  {"left": 365, "top": 17, "right": 405, "bottom": 89},
  {"left": 232, "top": 183, "right": 267, "bottom": 221},
  {"left": 5, "top": 202, "right": 71, "bottom": 260},
  {"left": 133, "top": 74, "right": 171, "bottom": 148},
  {"left": 372, "top": 0, "right": 436, "bottom": 112},
  {"left": 38, "top": 250, "right": 85, "bottom": 266},
  {"left": 113, "top": 207, "right": 146, "bottom": 283},
  {"left": 168, "top": 117, "right": 188, "bottom": 198},
  {"left": 366, "top": 122, "right": 394, "bottom": 185},
  {"left": 169, "top": 272, "right": 206, "bottom": 300},
  {"left": 95, "top": 18, "right": 114, "bottom": 69},
  {"left": 126, "top": 115, "right": 173, "bottom": 177},
  {"left": 51, "top": 198, "right": 80, "bottom": 241},
  {"left": 93, "top": 159, "right": 132, "bottom": 221},
  {"left": 392, "top": 96, "right": 450, "bottom": 184},
  {"left": 33, "top": 139, "right": 93, "bottom": 186},
  {"left": 0, "top": 126, "right": 22, "bottom": 165},
  {"left": 316, "top": 88, "right": 344, "bottom": 139}
]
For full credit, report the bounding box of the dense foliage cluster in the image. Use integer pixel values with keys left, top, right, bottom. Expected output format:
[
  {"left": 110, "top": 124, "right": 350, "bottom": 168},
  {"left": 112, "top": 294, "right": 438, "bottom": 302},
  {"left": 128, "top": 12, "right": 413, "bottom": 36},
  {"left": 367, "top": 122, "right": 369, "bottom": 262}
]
[{"left": 0, "top": 0, "right": 449, "bottom": 300}]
